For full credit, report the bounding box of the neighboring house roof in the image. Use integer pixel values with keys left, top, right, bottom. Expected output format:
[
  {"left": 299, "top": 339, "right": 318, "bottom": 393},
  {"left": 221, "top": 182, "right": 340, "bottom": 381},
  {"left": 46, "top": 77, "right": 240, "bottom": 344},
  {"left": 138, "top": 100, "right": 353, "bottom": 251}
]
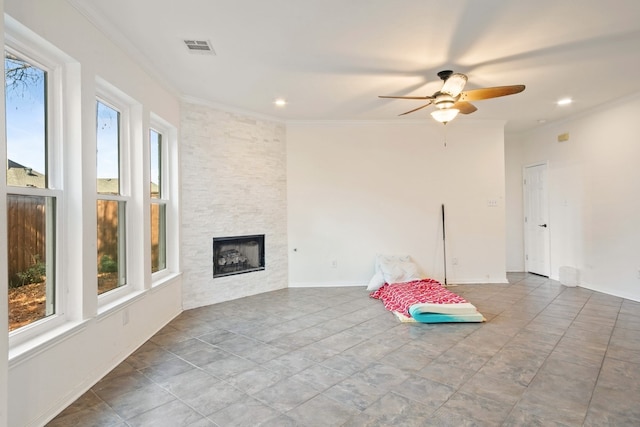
[
  {"left": 7, "top": 162, "right": 46, "bottom": 188},
  {"left": 8, "top": 159, "right": 26, "bottom": 169},
  {"left": 7, "top": 161, "right": 159, "bottom": 194},
  {"left": 96, "top": 179, "right": 160, "bottom": 195},
  {"left": 97, "top": 178, "right": 119, "bottom": 194}
]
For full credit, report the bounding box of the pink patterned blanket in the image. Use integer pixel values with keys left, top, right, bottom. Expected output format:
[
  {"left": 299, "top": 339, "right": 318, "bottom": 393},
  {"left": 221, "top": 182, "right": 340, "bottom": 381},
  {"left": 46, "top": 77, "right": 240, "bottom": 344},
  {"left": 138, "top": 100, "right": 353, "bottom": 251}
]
[{"left": 370, "top": 279, "right": 467, "bottom": 317}]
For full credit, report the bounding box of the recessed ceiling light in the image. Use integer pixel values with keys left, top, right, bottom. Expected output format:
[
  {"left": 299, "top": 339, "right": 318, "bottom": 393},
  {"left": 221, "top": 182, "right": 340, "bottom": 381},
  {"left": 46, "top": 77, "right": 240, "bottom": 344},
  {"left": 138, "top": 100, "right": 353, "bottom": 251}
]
[
  {"left": 557, "top": 98, "right": 573, "bottom": 106},
  {"left": 537, "top": 119, "right": 547, "bottom": 124},
  {"left": 274, "top": 98, "right": 287, "bottom": 107}
]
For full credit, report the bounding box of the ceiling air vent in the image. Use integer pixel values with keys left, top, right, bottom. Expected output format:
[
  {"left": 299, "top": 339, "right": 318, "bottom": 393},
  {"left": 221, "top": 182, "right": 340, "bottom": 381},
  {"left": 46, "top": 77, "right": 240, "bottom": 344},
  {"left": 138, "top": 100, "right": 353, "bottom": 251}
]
[{"left": 183, "top": 40, "right": 215, "bottom": 54}]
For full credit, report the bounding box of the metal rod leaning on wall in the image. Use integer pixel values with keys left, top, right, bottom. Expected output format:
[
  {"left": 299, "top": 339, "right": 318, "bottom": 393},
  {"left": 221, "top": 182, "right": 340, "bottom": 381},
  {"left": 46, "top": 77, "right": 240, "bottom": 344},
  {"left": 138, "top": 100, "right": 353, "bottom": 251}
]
[{"left": 442, "top": 203, "right": 447, "bottom": 286}]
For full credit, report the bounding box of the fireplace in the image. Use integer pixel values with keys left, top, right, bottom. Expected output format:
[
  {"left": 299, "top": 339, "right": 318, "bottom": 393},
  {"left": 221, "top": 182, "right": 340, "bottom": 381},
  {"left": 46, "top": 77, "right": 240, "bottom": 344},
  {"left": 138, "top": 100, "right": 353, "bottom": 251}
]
[{"left": 213, "top": 234, "right": 265, "bottom": 278}]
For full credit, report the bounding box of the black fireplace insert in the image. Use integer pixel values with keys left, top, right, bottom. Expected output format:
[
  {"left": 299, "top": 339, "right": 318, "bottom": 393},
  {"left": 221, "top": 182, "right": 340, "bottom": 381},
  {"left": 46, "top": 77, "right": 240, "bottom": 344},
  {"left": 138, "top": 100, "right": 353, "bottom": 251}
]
[{"left": 212, "top": 234, "right": 265, "bottom": 278}]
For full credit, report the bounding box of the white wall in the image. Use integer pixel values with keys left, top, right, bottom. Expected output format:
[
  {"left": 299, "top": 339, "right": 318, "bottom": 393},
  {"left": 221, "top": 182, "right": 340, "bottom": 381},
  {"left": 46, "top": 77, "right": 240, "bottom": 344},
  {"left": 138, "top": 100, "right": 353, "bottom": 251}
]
[
  {"left": 510, "top": 94, "right": 640, "bottom": 301},
  {"left": 180, "top": 100, "right": 288, "bottom": 309},
  {"left": 4, "top": 1, "right": 183, "bottom": 425},
  {"left": 504, "top": 134, "right": 525, "bottom": 271},
  {"left": 287, "top": 120, "right": 508, "bottom": 286}
]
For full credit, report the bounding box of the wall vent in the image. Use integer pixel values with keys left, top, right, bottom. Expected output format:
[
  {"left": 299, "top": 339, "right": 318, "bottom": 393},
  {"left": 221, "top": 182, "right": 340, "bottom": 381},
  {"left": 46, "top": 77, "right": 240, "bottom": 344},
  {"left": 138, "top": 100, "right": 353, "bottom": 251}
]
[{"left": 183, "top": 40, "right": 215, "bottom": 54}]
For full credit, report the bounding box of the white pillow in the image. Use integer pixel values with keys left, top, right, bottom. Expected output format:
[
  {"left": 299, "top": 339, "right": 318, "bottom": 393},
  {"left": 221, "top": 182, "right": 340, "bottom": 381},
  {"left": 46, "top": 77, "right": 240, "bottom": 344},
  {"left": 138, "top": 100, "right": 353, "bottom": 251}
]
[
  {"left": 378, "top": 259, "right": 421, "bottom": 285},
  {"left": 366, "top": 271, "right": 386, "bottom": 291},
  {"left": 374, "top": 254, "right": 410, "bottom": 275}
]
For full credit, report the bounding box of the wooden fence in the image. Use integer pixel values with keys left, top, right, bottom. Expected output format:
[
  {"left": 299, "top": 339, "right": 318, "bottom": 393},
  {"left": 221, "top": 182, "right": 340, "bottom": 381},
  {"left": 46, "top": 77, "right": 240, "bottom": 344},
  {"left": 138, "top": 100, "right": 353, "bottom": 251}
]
[
  {"left": 8, "top": 197, "right": 160, "bottom": 286},
  {"left": 96, "top": 199, "right": 120, "bottom": 272},
  {"left": 7, "top": 195, "right": 46, "bottom": 286}
]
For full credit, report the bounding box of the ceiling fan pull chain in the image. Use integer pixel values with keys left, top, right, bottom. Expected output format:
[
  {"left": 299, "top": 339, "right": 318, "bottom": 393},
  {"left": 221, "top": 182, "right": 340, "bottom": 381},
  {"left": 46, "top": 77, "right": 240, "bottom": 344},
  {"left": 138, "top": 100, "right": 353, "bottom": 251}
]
[{"left": 444, "top": 124, "right": 448, "bottom": 148}]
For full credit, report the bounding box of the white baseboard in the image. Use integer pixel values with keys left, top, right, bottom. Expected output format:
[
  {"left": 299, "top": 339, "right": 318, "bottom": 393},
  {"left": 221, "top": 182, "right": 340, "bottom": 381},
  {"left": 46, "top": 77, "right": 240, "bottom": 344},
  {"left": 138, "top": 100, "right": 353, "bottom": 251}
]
[
  {"left": 288, "top": 281, "right": 365, "bottom": 288},
  {"left": 447, "top": 280, "right": 509, "bottom": 285},
  {"left": 577, "top": 281, "right": 640, "bottom": 303},
  {"left": 289, "top": 277, "right": 510, "bottom": 287}
]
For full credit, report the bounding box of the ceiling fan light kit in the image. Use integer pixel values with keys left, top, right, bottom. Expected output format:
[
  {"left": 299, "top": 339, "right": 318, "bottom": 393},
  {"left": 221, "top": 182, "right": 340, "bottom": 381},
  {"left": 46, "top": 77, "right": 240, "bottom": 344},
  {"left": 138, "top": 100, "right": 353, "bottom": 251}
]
[
  {"left": 431, "top": 108, "right": 459, "bottom": 124},
  {"left": 379, "top": 70, "right": 525, "bottom": 124}
]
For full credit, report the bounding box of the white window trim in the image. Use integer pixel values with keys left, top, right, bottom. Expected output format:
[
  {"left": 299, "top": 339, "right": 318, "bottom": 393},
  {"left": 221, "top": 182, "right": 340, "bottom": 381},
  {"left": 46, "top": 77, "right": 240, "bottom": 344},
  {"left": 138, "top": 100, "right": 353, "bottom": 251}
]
[
  {"left": 149, "top": 113, "right": 179, "bottom": 284},
  {"left": 5, "top": 17, "right": 77, "bottom": 352},
  {"left": 149, "top": 126, "right": 168, "bottom": 278},
  {"left": 95, "top": 82, "right": 138, "bottom": 310}
]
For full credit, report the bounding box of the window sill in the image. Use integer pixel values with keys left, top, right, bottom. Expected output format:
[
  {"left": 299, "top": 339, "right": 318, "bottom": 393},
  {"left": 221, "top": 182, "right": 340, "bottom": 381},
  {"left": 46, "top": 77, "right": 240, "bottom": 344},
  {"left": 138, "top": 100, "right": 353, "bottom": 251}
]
[
  {"left": 151, "top": 271, "right": 182, "bottom": 292},
  {"left": 97, "top": 288, "right": 146, "bottom": 321},
  {"left": 9, "top": 319, "right": 89, "bottom": 368},
  {"left": 97, "top": 272, "right": 181, "bottom": 319}
]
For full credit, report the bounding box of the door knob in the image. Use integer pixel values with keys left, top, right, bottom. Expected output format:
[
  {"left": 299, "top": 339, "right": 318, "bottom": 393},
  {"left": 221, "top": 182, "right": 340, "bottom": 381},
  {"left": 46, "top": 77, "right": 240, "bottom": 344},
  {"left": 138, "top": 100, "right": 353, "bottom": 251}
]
[{"left": 538, "top": 224, "right": 547, "bottom": 228}]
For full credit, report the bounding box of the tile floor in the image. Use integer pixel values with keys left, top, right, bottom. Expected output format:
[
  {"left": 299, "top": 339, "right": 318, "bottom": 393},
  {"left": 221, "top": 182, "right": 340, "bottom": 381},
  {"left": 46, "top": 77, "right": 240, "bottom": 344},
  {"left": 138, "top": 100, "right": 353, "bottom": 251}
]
[{"left": 48, "top": 273, "right": 640, "bottom": 426}]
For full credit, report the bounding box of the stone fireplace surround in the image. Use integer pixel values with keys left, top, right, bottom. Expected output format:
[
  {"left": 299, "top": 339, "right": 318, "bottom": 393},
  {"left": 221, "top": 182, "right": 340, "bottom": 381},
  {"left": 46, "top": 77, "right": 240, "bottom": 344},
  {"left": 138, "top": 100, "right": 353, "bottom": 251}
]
[{"left": 180, "top": 101, "right": 288, "bottom": 309}]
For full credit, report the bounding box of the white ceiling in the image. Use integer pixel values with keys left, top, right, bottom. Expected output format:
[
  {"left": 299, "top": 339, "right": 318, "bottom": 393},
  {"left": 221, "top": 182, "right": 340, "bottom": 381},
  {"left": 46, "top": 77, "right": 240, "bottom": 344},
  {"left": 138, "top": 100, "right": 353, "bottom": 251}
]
[{"left": 69, "top": 0, "right": 640, "bottom": 132}]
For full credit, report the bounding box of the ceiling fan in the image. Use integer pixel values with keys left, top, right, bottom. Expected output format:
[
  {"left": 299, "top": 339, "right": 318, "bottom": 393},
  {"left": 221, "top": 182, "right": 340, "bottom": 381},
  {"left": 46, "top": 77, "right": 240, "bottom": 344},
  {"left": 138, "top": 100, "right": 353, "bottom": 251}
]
[{"left": 379, "top": 70, "right": 525, "bottom": 124}]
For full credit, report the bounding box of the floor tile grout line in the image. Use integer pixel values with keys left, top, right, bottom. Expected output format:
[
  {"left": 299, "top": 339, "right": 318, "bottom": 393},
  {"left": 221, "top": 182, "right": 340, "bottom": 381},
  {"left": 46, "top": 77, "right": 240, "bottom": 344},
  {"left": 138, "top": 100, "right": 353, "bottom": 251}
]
[
  {"left": 580, "top": 296, "right": 624, "bottom": 425},
  {"left": 500, "top": 276, "right": 608, "bottom": 425},
  {"left": 471, "top": 276, "right": 551, "bottom": 425},
  {"left": 489, "top": 276, "right": 594, "bottom": 424},
  {"left": 136, "top": 353, "right": 289, "bottom": 426}
]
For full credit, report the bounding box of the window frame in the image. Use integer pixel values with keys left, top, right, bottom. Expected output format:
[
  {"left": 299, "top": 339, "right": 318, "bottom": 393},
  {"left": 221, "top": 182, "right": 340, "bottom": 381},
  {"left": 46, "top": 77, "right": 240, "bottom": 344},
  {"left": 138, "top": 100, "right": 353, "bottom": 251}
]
[
  {"left": 95, "top": 89, "right": 133, "bottom": 307},
  {"left": 149, "top": 113, "right": 178, "bottom": 284},
  {"left": 3, "top": 17, "right": 181, "bottom": 363},
  {"left": 5, "top": 36, "right": 66, "bottom": 345},
  {"left": 149, "top": 126, "right": 167, "bottom": 276}
]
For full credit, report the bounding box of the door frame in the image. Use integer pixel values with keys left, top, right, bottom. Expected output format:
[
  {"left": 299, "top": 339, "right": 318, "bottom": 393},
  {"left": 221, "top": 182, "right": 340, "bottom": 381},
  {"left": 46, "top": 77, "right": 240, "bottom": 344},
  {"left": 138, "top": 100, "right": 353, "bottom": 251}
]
[{"left": 523, "top": 161, "right": 551, "bottom": 276}]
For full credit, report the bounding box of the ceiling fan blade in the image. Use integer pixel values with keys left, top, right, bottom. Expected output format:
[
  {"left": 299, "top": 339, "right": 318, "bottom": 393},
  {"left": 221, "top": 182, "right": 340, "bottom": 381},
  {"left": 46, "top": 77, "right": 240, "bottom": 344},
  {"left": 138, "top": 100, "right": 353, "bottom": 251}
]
[
  {"left": 379, "top": 95, "right": 433, "bottom": 100},
  {"left": 441, "top": 73, "right": 468, "bottom": 97},
  {"left": 398, "top": 101, "right": 433, "bottom": 116},
  {"left": 460, "top": 85, "right": 525, "bottom": 102},
  {"left": 453, "top": 101, "right": 477, "bottom": 114}
]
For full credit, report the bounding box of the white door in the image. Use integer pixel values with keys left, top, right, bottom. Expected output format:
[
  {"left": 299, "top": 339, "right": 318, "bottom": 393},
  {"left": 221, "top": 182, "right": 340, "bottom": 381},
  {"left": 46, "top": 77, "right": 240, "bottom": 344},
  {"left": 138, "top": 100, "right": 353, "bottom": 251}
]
[{"left": 524, "top": 164, "right": 550, "bottom": 276}]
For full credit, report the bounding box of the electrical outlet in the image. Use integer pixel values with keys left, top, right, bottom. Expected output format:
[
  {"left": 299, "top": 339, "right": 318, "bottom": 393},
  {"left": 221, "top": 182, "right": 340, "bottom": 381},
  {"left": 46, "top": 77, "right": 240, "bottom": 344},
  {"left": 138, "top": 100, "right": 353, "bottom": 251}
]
[
  {"left": 487, "top": 200, "right": 498, "bottom": 207},
  {"left": 637, "top": 269, "right": 640, "bottom": 279},
  {"left": 331, "top": 260, "right": 338, "bottom": 268},
  {"left": 122, "top": 308, "right": 129, "bottom": 326},
  {"left": 452, "top": 258, "right": 458, "bottom": 266}
]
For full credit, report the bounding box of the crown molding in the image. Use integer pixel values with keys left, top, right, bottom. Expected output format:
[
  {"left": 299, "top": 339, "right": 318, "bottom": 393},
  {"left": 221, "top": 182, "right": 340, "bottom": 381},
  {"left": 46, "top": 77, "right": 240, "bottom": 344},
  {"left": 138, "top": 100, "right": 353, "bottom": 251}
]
[{"left": 66, "top": 0, "right": 180, "bottom": 98}]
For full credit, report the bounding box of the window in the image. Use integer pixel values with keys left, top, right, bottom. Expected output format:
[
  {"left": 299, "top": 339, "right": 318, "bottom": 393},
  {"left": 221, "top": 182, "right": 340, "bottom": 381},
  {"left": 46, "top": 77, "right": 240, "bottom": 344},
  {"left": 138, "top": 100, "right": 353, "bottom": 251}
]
[
  {"left": 5, "top": 50, "right": 59, "bottom": 331},
  {"left": 149, "top": 114, "right": 177, "bottom": 282},
  {"left": 96, "top": 100, "right": 127, "bottom": 294},
  {"left": 150, "top": 128, "right": 167, "bottom": 273},
  {"left": 4, "top": 17, "right": 179, "bottom": 358}
]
